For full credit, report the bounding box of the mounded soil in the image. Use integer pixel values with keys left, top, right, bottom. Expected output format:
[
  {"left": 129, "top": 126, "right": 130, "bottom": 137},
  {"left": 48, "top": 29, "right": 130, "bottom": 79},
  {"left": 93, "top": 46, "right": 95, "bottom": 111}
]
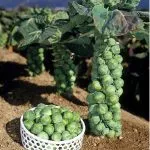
[{"left": 0, "top": 50, "right": 149, "bottom": 150}]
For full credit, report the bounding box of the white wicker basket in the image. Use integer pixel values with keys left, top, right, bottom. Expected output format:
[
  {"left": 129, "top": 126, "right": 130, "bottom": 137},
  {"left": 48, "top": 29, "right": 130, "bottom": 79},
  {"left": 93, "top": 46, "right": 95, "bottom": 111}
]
[{"left": 20, "top": 108, "right": 85, "bottom": 150}]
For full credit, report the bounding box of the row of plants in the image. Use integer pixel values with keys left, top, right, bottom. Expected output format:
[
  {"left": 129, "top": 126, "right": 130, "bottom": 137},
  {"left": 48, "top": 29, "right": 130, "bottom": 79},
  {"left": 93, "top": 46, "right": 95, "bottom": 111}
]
[{"left": 1, "top": 0, "right": 149, "bottom": 139}]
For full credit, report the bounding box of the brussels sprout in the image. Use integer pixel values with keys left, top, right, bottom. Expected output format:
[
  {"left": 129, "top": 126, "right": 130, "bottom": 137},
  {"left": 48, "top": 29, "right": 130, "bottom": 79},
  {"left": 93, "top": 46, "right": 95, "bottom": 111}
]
[
  {"left": 101, "top": 127, "right": 110, "bottom": 135},
  {"left": 108, "top": 38, "right": 116, "bottom": 46},
  {"left": 71, "top": 132, "right": 78, "bottom": 139},
  {"left": 23, "top": 120, "right": 34, "bottom": 130},
  {"left": 111, "top": 103, "right": 121, "bottom": 111},
  {"left": 31, "top": 123, "right": 43, "bottom": 135},
  {"left": 105, "top": 85, "right": 116, "bottom": 96},
  {"left": 89, "top": 115, "right": 100, "bottom": 125},
  {"left": 97, "top": 57, "right": 105, "bottom": 65},
  {"left": 113, "top": 55, "right": 123, "bottom": 63},
  {"left": 44, "top": 124, "right": 54, "bottom": 136},
  {"left": 103, "top": 111, "right": 113, "bottom": 120},
  {"left": 103, "top": 50, "right": 113, "bottom": 60},
  {"left": 115, "top": 130, "right": 122, "bottom": 137},
  {"left": 106, "top": 130, "right": 115, "bottom": 138},
  {"left": 72, "top": 112, "right": 80, "bottom": 122},
  {"left": 68, "top": 70, "right": 74, "bottom": 76},
  {"left": 62, "top": 119, "right": 69, "bottom": 125},
  {"left": 98, "top": 65, "right": 109, "bottom": 75},
  {"left": 52, "top": 113, "right": 63, "bottom": 123},
  {"left": 107, "top": 95, "right": 119, "bottom": 104},
  {"left": 101, "top": 75, "right": 113, "bottom": 86},
  {"left": 34, "top": 108, "right": 42, "bottom": 119},
  {"left": 54, "top": 122, "right": 65, "bottom": 133},
  {"left": 63, "top": 111, "right": 73, "bottom": 120},
  {"left": 62, "top": 131, "right": 72, "bottom": 140},
  {"left": 116, "top": 88, "right": 123, "bottom": 96},
  {"left": 114, "top": 78, "right": 124, "bottom": 89},
  {"left": 117, "top": 64, "right": 123, "bottom": 71},
  {"left": 113, "top": 112, "right": 121, "bottom": 121},
  {"left": 66, "top": 122, "right": 78, "bottom": 133},
  {"left": 37, "top": 103, "right": 46, "bottom": 107},
  {"left": 93, "top": 92, "right": 105, "bottom": 103},
  {"left": 107, "top": 59, "right": 118, "bottom": 70},
  {"left": 111, "top": 45, "right": 120, "bottom": 54},
  {"left": 37, "top": 131, "right": 49, "bottom": 140},
  {"left": 60, "top": 83, "right": 67, "bottom": 89},
  {"left": 97, "top": 104, "right": 108, "bottom": 115},
  {"left": 88, "top": 84, "right": 95, "bottom": 93},
  {"left": 40, "top": 107, "right": 52, "bottom": 116},
  {"left": 89, "top": 104, "right": 98, "bottom": 114},
  {"left": 51, "top": 132, "right": 62, "bottom": 141},
  {"left": 40, "top": 115, "right": 51, "bottom": 125},
  {"left": 70, "top": 76, "right": 76, "bottom": 82},
  {"left": 24, "top": 110, "right": 35, "bottom": 121},
  {"left": 91, "top": 80, "right": 102, "bottom": 91},
  {"left": 106, "top": 120, "right": 116, "bottom": 129},
  {"left": 87, "top": 94, "right": 94, "bottom": 104},
  {"left": 38, "top": 48, "right": 44, "bottom": 53},
  {"left": 96, "top": 123, "right": 105, "bottom": 132},
  {"left": 51, "top": 108, "right": 60, "bottom": 114},
  {"left": 111, "top": 69, "right": 122, "bottom": 79},
  {"left": 60, "top": 107, "right": 69, "bottom": 113}
]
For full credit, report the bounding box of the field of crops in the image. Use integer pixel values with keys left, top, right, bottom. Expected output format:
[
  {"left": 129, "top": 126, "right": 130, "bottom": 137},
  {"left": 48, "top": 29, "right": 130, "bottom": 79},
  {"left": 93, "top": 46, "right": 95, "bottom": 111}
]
[{"left": 0, "top": 0, "right": 149, "bottom": 150}]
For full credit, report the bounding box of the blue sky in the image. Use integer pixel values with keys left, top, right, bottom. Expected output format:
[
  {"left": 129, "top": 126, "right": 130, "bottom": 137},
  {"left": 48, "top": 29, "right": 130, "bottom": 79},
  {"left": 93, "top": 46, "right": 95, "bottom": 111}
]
[{"left": 0, "top": 0, "right": 149, "bottom": 9}]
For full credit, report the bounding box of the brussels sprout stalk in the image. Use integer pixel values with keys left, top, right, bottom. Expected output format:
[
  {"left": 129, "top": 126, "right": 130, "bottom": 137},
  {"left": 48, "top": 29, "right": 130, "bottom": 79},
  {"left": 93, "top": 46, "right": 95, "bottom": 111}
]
[
  {"left": 87, "top": 35, "right": 124, "bottom": 138},
  {"left": 53, "top": 45, "right": 77, "bottom": 94}
]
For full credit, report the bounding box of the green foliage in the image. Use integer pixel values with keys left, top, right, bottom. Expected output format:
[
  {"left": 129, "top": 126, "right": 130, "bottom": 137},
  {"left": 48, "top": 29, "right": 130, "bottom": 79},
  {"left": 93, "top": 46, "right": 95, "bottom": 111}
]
[
  {"left": 118, "top": 0, "right": 141, "bottom": 10},
  {"left": 23, "top": 104, "right": 82, "bottom": 141}
]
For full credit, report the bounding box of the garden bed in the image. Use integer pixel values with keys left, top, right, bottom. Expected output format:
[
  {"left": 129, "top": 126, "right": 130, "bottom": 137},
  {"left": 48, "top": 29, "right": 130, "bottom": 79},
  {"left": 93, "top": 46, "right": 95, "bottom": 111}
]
[{"left": 0, "top": 50, "right": 149, "bottom": 150}]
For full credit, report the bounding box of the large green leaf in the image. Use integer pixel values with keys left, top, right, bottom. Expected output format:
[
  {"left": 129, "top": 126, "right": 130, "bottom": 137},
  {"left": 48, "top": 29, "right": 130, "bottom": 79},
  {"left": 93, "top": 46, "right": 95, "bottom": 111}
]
[
  {"left": 18, "top": 18, "right": 42, "bottom": 47},
  {"left": 53, "top": 11, "right": 69, "bottom": 21},
  {"left": 133, "top": 30, "right": 149, "bottom": 45},
  {"left": 39, "top": 26, "right": 62, "bottom": 44},
  {"left": 72, "top": 1, "right": 89, "bottom": 16},
  {"left": 103, "top": 10, "right": 143, "bottom": 36},
  {"left": 92, "top": 4, "right": 108, "bottom": 34}
]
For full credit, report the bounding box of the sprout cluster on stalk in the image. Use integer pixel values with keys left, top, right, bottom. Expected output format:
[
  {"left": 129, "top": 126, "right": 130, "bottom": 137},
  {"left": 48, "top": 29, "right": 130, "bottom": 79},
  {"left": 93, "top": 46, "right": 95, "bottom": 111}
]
[
  {"left": 53, "top": 46, "right": 76, "bottom": 94},
  {"left": 87, "top": 36, "right": 124, "bottom": 138},
  {"left": 27, "top": 48, "right": 45, "bottom": 76}
]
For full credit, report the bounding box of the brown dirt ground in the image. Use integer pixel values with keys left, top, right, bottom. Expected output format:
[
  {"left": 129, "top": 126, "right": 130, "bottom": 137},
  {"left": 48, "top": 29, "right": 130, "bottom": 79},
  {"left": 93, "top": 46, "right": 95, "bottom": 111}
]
[{"left": 0, "top": 50, "right": 149, "bottom": 150}]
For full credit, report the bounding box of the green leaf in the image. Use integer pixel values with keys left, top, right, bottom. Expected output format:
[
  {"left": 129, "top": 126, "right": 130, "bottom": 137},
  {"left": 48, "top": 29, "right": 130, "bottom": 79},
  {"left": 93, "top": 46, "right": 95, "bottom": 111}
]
[
  {"left": 133, "top": 30, "right": 149, "bottom": 45},
  {"left": 92, "top": 4, "right": 108, "bottom": 34},
  {"left": 103, "top": 10, "right": 143, "bottom": 36},
  {"left": 18, "top": 18, "right": 42, "bottom": 47},
  {"left": 72, "top": 1, "right": 89, "bottom": 16},
  {"left": 119, "top": 0, "right": 140, "bottom": 10},
  {"left": 53, "top": 11, "right": 69, "bottom": 21},
  {"left": 39, "top": 26, "right": 62, "bottom": 44}
]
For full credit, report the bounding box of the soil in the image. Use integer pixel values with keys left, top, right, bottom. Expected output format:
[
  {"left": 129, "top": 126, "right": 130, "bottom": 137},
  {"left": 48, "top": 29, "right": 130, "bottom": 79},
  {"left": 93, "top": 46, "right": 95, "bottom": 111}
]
[{"left": 0, "top": 50, "right": 149, "bottom": 150}]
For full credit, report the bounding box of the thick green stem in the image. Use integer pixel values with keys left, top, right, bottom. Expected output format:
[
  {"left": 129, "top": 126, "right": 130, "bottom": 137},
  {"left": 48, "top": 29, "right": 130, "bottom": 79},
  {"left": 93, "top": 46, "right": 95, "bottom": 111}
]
[
  {"left": 87, "top": 35, "right": 123, "bottom": 138},
  {"left": 53, "top": 46, "right": 76, "bottom": 94}
]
